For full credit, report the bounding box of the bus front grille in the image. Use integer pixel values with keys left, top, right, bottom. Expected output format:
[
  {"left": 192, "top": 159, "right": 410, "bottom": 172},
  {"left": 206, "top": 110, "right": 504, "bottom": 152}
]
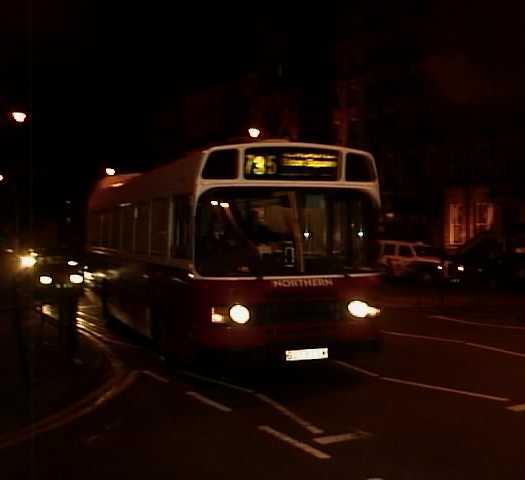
[{"left": 254, "top": 302, "right": 344, "bottom": 325}]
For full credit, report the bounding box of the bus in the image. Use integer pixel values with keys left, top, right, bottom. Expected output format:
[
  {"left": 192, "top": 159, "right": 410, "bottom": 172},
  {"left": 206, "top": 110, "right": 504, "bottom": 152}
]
[{"left": 86, "top": 141, "right": 383, "bottom": 364}]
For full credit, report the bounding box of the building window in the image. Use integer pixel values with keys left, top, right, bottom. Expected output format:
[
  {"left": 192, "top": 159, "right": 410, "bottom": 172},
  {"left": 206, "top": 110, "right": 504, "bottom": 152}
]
[
  {"left": 450, "top": 203, "right": 466, "bottom": 245},
  {"left": 475, "top": 203, "right": 494, "bottom": 234}
]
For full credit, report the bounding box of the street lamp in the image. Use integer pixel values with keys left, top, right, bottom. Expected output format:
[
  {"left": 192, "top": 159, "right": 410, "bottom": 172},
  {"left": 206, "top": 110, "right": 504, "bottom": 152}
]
[
  {"left": 105, "top": 167, "right": 116, "bottom": 176},
  {"left": 248, "top": 127, "right": 261, "bottom": 139},
  {"left": 11, "top": 112, "right": 27, "bottom": 123}
]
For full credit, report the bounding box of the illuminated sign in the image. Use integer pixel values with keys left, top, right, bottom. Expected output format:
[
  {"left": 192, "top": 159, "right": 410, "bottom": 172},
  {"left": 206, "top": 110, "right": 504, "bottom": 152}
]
[{"left": 245, "top": 148, "right": 339, "bottom": 180}]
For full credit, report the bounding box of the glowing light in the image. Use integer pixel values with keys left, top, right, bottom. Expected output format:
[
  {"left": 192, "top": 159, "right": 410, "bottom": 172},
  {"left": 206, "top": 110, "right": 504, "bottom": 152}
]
[
  {"left": 357, "top": 230, "right": 364, "bottom": 238},
  {"left": 248, "top": 127, "right": 261, "bottom": 138},
  {"left": 67, "top": 260, "right": 79, "bottom": 266},
  {"left": 39, "top": 275, "right": 53, "bottom": 285},
  {"left": 229, "top": 304, "right": 250, "bottom": 324},
  {"left": 69, "top": 274, "right": 84, "bottom": 284},
  {"left": 211, "top": 308, "right": 226, "bottom": 324},
  {"left": 110, "top": 182, "right": 124, "bottom": 188},
  {"left": 210, "top": 200, "right": 219, "bottom": 206},
  {"left": 20, "top": 255, "right": 36, "bottom": 268},
  {"left": 11, "top": 112, "right": 27, "bottom": 123},
  {"left": 437, "top": 265, "right": 443, "bottom": 270},
  {"left": 30, "top": 251, "right": 38, "bottom": 257},
  {"left": 457, "top": 265, "right": 465, "bottom": 272},
  {"left": 84, "top": 271, "right": 95, "bottom": 280},
  {"left": 0, "top": 175, "right": 4, "bottom": 182},
  {"left": 347, "top": 300, "right": 380, "bottom": 318},
  {"left": 105, "top": 168, "right": 116, "bottom": 176},
  {"left": 220, "top": 202, "right": 230, "bottom": 208},
  {"left": 188, "top": 273, "right": 195, "bottom": 279},
  {"left": 5, "top": 248, "right": 14, "bottom": 253},
  {"left": 303, "top": 232, "right": 311, "bottom": 239}
]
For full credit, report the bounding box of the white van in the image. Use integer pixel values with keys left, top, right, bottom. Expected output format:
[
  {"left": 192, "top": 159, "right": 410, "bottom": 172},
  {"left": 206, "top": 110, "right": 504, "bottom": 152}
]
[{"left": 379, "top": 240, "right": 444, "bottom": 280}]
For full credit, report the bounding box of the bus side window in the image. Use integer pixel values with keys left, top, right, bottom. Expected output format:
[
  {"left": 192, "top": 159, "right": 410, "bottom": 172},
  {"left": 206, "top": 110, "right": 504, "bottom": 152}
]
[
  {"left": 151, "top": 198, "right": 169, "bottom": 257},
  {"left": 134, "top": 203, "right": 150, "bottom": 255},
  {"left": 111, "top": 208, "right": 121, "bottom": 249},
  {"left": 121, "top": 204, "right": 134, "bottom": 253},
  {"left": 172, "top": 196, "right": 192, "bottom": 259}
]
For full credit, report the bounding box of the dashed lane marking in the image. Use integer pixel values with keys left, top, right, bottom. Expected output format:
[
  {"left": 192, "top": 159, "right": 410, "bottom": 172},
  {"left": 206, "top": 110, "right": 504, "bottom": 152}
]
[
  {"left": 313, "top": 431, "right": 371, "bottom": 445},
  {"left": 333, "top": 360, "right": 381, "bottom": 378},
  {"left": 186, "top": 391, "right": 233, "bottom": 413},
  {"left": 140, "top": 370, "right": 170, "bottom": 383},
  {"left": 335, "top": 361, "right": 511, "bottom": 403},
  {"left": 429, "top": 315, "right": 525, "bottom": 331},
  {"left": 381, "top": 377, "right": 509, "bottom": 402},
  {"left": 254, "top": 393, "right": 324, "bottom": 435},
  {"left": 258, "top": 425, "right": 331, "bottom": 460},
  {"left": 382, "top": 330, "right": 464, "bottom": 344},
  {"left": 507, "top": 403, "right": 525, "bottom": 412},
  {"left": 177, "top": 370, "right": 255, "bottom": 394}
]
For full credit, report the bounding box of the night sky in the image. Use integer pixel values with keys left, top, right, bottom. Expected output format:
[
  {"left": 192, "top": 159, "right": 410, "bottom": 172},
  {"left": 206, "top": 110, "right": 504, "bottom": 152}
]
[{"left": 1, "top": 1, "right": 524, "bottom": 243}]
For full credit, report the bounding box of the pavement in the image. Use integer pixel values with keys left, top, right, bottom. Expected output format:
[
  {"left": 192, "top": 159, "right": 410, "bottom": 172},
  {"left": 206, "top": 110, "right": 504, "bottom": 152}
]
[{"left": 0, "top": 280, "right": 111, "bottom": 439}]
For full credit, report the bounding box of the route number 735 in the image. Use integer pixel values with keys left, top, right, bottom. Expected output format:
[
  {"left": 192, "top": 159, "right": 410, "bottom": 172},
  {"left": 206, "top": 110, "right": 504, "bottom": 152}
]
[{"left": 245, "top": 155, "right": 278, "bottom": 176}]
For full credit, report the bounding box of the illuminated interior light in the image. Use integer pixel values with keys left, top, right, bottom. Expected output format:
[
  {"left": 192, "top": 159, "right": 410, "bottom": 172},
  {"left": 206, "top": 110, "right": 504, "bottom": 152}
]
[
  {"left": 437, "top": 265, "right": 443, "bottom": 270},
  {"left": 357, "top": 230, "right": 364, "bottom": 238},
  {"left": 69, "top": 274, "right": 84, "bottom": 284},
  {"left": 220, "top": 202, "right": 230, "bottom": 208},
  {"left": 457, "top": 265, "right": 465, "bottom": 272},
  {"left": 39, "top": 275, "right": 53, "bottom": 285},
  {"left": 229, "top": 304, "right": 250, "bottom": 324},
  {"left": 303, "top": 232, "right": 311, "bottom": 239},
  {"left": 210, "top": 200, "right": 219, "bottom": 206},
  {"left": 188, "top": 273, "right": 195, "bottom": 279},
  {"left": 68, "top": 260, "right": 79, "bottom": 266},
  {"left": 105, "top": 168, "right": 116, "bottom": 176}
]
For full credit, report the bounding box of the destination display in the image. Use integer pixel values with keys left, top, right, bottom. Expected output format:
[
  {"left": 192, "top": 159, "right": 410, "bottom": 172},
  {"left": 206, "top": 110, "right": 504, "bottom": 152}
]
[{"left": 244, "top": 147, "right": 339, "bottom": 180}]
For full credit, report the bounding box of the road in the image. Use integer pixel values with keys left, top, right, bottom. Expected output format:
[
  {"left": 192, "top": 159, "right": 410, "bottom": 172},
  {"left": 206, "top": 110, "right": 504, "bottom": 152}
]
[{"left": 3, "top": 290, "right": 525, "bottom": 479}]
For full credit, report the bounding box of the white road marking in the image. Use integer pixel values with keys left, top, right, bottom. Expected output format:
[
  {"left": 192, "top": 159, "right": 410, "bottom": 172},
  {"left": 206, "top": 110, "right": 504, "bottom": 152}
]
[
  {"left": 382, "top": 330, "right": 464, "bottom": 344},
  {"left": 382, "top": 377, "right": 509, "bottom": 402},
  {"left": 178, "top": 370, "right": 254, "bottom": 393},
  {"left": 333, "top": 360, "right": 381, "bottom": 378},
  {"left": 465, "top": 342, "right": 525, "bottom": 358},
  {"left": 254, "top": 393, "right": 324, "bottom": 435},
  {"left": 313, "top": 431, "right": 370, "bottom": 445},
  {"left": 257, "top": 426, "right": 330, "bottom": 460},
  {"left": 140, "top": 370, "right": 170, "bottom": 383},
  {"left": 507, "top": 403, "right": 525, "bottom": 412},
  {"left": 429, "top": 315, "right": 525, "bottom": 331},
  {"left": 186, "top": 391, "right": 232, "bottom": 413}
]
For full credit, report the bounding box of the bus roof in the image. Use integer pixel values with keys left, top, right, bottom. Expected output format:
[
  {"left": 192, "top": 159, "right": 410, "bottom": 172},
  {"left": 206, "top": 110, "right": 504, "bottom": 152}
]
[{"left": 88, "top": 141, "right": 378, "bottom": 211}]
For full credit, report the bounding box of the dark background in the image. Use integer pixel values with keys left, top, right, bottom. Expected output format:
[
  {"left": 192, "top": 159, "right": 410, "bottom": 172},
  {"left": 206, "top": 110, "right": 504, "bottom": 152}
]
[{"left": 1, "top": 1, "right": 524, "bottom": 247}]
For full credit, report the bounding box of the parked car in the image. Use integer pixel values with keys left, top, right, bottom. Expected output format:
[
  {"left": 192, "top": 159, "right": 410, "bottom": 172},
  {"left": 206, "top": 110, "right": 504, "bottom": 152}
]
[
  {"left": 378, "top": 240, "right": 445, "bottom": 282},
  {"left": 447, "top": 231, "right": 525, "bottom": 288}
]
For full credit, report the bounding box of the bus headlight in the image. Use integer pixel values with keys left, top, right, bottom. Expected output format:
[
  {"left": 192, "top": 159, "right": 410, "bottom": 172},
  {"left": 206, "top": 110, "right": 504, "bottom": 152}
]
[
  {"left": 39, "top": 275, "right": 53, "bottom": 285},
  {"left": 20, "top": 255, "right": 37, "bottom": 269},
  {"left": 347, "top": 300, "right": 380, "bottom": 318},
  {"left": 229, "top": 304, "right": 250, "bottom": 324},
  {"left": 69, "top": 274, "right": 84, "bottom": 284}
]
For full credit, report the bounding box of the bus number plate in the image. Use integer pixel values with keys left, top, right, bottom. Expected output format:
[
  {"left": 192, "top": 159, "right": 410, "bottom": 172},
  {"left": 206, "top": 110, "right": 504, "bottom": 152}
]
[{"left": 285, "top": 348, "right": 328, "bottom": 362}]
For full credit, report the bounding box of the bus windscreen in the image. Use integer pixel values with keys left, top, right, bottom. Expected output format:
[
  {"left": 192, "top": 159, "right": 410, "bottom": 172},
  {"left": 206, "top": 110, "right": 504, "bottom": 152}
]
[{"left": 244, "top": 147, "right": 339, "bottom": 180}]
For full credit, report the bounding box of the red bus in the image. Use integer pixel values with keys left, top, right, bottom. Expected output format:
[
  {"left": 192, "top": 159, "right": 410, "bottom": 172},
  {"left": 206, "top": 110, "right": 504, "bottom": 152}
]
[{"left": 86, "top": 141, "right": 383, "bottom": 363}]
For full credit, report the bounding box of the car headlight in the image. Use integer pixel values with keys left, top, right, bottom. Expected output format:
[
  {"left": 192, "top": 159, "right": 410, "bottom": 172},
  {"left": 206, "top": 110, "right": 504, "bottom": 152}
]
[
  {"left": 347, "top": 300, "right": 380, "bottom": 318},
  {"left": 39, "top": 275, "right": 53, "bottom": 285},
  {"left": 229, "top": 304, "right": 250, "bottom": 324},
  {"left": 20, "top": 255, "right": 37, "bottom": 268},
  {"left": 69, "top": 274, "right": 84, "bottom": 284}
]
